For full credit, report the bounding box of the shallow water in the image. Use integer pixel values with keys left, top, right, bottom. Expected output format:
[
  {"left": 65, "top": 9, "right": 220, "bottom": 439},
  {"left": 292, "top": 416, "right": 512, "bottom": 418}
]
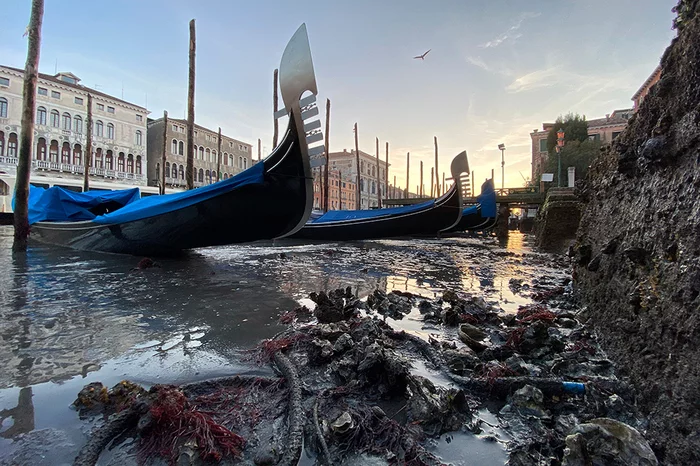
[{"left": 0, "top": 226, "right": 569, "bottom": 465}]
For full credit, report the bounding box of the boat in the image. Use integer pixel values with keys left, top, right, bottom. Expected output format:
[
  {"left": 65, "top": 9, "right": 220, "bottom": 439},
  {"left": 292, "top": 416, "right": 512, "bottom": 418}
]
[
  {"left": 446, "top": 178, "right": 497, "bottom": 233},
  {"left": 22, "top": 24, "right": 323, "bottom": 256},
  {"left": 291, "top": 151, "right": 470, "bottom": 241}
]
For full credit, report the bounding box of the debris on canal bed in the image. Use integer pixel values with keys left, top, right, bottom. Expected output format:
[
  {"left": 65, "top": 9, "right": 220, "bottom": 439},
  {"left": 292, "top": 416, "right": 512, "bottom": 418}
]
[{"left": 71, "top": 285, "right": 657, "bottom": 465}]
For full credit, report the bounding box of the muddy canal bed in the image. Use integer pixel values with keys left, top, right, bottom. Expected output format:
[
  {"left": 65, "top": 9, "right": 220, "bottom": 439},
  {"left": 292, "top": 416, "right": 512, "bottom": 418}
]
[{"left": 0, "top": 228, "right": 649, "bottom": 465}]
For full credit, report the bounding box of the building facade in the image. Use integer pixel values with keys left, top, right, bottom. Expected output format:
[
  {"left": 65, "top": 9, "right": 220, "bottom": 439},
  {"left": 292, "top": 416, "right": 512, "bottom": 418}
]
[
  {"left": 0, "top": 65, "right": 149, "bottom": 210},
  {"left": 632, "top": 66, "right": 662, "bottom": 111},
  {"left": 312, "top": 168, "right": 357, "bottom": 210},
  {"left": 146, "top": 117, "right": 252, "bottom": 189},
  {"left": 530, "top": 108, "right": 633, "bottom": 182},
  {"left": 327, "top": 149, "right": 389, "bottom": 209}
]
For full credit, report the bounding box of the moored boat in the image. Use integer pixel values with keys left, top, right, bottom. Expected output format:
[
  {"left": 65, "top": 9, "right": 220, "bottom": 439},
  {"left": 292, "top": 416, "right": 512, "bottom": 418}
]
[
  {"left": 291, "top": 151, "right": 470, "bottom": 241},
  {"left": 24, "top": 24, "right": 323, "bottom": 256},
  {"left": 446, "top": 178, "right": 497, "bottom": 233}
]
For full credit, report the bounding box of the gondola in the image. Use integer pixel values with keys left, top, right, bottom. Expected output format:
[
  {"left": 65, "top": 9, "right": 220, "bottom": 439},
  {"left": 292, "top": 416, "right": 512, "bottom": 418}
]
[
  {"left": 446, "top": 178, "right": 497, "bottom": 232},
  {"left": 291, "top": 151, "right": 470, "bottom": 241},
  {"left": 24, "top": 24, "right": 323, "bottom": 256}
]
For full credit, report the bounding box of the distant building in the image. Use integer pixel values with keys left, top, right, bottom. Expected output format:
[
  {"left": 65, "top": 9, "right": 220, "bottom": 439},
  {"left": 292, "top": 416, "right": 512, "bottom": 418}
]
[
  {"left": 312, "top": 168, "right": 357, "bottom": 210},
  {"left": 632, "top": 66, "right": 662, "bottom": 111},
  {"left": 326, "top": 149, "right": 390, "bottom": 209},
  {"left": 146, "top": 118, "right": 252, "bottom": 189},
  {"left": 530, "top": 108, "right": 633, "bottom": 182},
  {"left": 0, "top": 65, "right": 149, "bottom": 210}
]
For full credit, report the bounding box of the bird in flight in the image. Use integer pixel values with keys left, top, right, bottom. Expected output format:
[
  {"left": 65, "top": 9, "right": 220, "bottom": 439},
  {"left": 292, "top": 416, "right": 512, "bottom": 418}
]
[{"left": 413, "top": 49, "right": 431, "bottom": 60}]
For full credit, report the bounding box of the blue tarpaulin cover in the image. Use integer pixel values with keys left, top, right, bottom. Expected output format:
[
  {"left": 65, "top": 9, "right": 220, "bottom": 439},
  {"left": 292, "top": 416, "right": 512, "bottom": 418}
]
[
  {"left": 476, "top": 180, "right": 497, "bottom": 218},
  {"left": 310, "top": 198, "right": 435, "bottom": 224},
  {"left": 21, "top": 161, "right": 265, "bottom": 225}
]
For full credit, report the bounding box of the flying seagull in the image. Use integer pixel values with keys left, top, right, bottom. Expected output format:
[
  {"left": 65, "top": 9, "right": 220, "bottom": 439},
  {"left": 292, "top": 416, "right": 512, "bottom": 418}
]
[{"left": 413, "top": 49, "right": 431, "bottom": 60}]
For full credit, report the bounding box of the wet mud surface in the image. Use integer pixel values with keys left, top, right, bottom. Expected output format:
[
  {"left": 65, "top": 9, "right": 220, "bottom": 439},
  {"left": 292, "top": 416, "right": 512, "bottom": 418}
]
[{"left": 0, "top": 228, "right": 649, "bottom": 465}]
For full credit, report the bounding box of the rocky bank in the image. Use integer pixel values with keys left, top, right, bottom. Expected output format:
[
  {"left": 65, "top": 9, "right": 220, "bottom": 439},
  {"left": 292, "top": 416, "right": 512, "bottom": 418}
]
[{"left": 574, "top": 1, "right": 700, "bottom": 464}]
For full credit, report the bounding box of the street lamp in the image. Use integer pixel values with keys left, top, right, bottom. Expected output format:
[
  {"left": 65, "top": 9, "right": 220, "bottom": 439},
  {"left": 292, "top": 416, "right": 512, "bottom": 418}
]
[
  {"left": 498, "top": 143, "right": 506, "bottom": 190},
  {"left": 556, "top": 128, "right": 565, "bottom": 187}
]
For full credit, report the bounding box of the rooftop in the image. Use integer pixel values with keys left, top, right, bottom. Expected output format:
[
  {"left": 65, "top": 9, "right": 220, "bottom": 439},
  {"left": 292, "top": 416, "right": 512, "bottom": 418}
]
[{"left": 1, "top": 65, "right": 148, "bottom": 112}]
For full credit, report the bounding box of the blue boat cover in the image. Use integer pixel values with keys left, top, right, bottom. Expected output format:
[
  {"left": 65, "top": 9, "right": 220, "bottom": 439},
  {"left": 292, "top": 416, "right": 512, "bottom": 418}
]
[
  {"left": 310, "top": 198, "right": 435, "bottom": 224},
  {"left": 476, "top": 179, "right": 497, "bottom": 218},
  {"left": 21, "top": 161, "right": 265, "bottom": 225}
]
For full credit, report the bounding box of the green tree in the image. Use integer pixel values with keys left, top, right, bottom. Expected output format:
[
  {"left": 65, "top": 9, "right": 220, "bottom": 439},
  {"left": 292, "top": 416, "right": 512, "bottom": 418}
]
[
  {"left": 544, "top": 139, "right": 601, "bottom": 186},
  {"left": 546, "top": 113, "right": 589, "bottom": 153}
]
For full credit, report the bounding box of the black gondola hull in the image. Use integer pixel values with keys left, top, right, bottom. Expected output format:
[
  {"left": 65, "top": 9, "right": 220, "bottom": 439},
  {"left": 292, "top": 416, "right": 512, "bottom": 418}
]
[
  {"left": 30, "top": 120, "right": 311, "bottom": 256},
  {"left": 292, "top": 183, "right": 462, "bottom": 241}
]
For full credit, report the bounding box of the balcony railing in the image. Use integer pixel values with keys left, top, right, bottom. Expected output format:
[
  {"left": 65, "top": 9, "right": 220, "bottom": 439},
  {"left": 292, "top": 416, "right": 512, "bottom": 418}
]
[{"left": 0, "top": 156, "right": 145, "bottom": 182}]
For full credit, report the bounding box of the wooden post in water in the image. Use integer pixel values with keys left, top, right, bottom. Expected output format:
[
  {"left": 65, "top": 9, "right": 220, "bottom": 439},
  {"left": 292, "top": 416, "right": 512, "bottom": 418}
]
[
  {"left": 430, "top": 167, "right": 434, "bottom": 197},
  {"left": 258, "top": 138, "right": 261, "bottom": 162},
  {"left": 434, "top": 136, "right": 439, "bottom": 196},
  {"left": 354, "top": 122, "right": 360, "bottom": 209},
  {"left": 185, "top": 19, "right": 196, "bottom": 190},
  {"left": 13, "top": 0, "right": 44, "bottom": 251},
  {"left": 405, "top": 152, "right": 410, "bottom": 198},
  {"left": 442, "top": 172, "right": 445, "bottom": 194},
  {"left": 160, "top": 110, "right": 168, "bottom": 194},
  {"left": 375, "top": 137, "right": 381, "bottom": 208},
  {"left": 419, "top": 160, "right": 424, "bottom": 197},
  {"left": 272, "top": 69, "right": 279, "bottom": 148},
  {"left": 216, "top": 127, "right": 222, "bottom": 182},
  {"left": 393, "top": 175, "right": 397, "bottom": 198},
  {"left": 323, "top": 98, "right": 330, "bottom": 211},
  {"left": 83, "top": 94, "right": 93, "bottom": 193},
  {"left": 385, "top": 142, "right": 389, "bottom": 198},
  {"left": 338, "top": 170, "right": 342, "bottom": 210}
]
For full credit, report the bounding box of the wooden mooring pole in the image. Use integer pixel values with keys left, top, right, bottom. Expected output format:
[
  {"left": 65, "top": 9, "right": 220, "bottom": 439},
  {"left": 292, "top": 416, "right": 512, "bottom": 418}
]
[{"left": 185, "top": 19, "right": 196, "bottom": 190}]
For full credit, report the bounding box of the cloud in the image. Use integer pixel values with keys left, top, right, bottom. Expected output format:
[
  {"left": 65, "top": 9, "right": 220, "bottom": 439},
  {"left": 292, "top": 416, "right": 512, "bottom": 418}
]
[
  {"left": 465, "top": 55, "right": 513, "bottom": 77},
  {"left": 505, "top": 67, "right": 562, "bottom": 93},
  {"left": 479, "top": 12, "right": 540, "bottom": 48}
]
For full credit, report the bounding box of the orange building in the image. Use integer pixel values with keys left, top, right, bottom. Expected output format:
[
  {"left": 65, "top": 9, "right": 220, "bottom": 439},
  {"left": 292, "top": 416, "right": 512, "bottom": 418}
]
[
  {"left": 312, "top": 168, "right": 357, "bottom": 211},
  {"left": 632, "top": 65, "right": 662, "bottom": 111}
]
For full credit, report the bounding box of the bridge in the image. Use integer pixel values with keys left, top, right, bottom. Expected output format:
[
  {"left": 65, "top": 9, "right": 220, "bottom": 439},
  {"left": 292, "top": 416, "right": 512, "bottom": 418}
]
[{"left": 383, "top": 186, "right": 545, "bottom": 207}]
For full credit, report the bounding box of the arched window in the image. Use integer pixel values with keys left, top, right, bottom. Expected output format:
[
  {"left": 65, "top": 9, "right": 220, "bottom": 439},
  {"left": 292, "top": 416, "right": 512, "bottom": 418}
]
[
  {"left": 156, "top": 163, "right": 160, "bottom": 180},
  {"left": 223, "top": 152, "right": 228, "bottom": 166},
  {"left": 243, "top": 158, "right": 247, "bottom": 169},
  {"left": 165, "top": 162, "right": 170, "bottom": 178},
  {"left": 171, "top": 163, "right": 177, "bottom": 178},
  {"left": 106, "top": 123, "right": 114, "bottom": 139},
  {"left": 178, "top": 140, "right": 184, "bottom": 156},
  {"left": 372, "top": 166, "right": 375, "bottom": 177},
  {"left": 360, "top": 179, "right": 364, "bottom": 192},
  {"left": 205, "top": 148, "right": 211, "bottom": 162},
  {"left": 223, "top": 173, "right": 228, "bottom": 180},
  {"left": 372, "top": 181, "right": 376, "bottom": 194},
  {"left": 238, "top": 156, "right": 243, "bottom": 168},
  {"left": 198, "top": 168, "right": 204, "bottom": 182},
  {"left": 212, "top": 150, "right": 217, "bottom": 164},
  {"left": 136, "top": 156, "right": 142, "bottom": 175},
  {"left": 62, "top": 112, "right": 71, "bottom": 130},
  {"left": 228, "top": 154, "right": 233, "bottom": 166},
  {"left": 0, "top": 131, "right": 5, "bottom": 157},
  {"left": 50, "top": 110, "right": 60, "bottom": 127},
  {"left": 135, "top": 130, "right": 142, "bottom": 146},
  {"left": 49, "top": 139, "right": 59, "bottom": 162},
  {"left": 8, "top": 133, "right": 18, "bottom": 157},
  {"left": 179, "top": 164, "right": 184, "bottom": 179},
  {"left": 94, "top": 148, "right": 103, "bottom": 168},
  {"left": 199, "top": 146, "right": 204, "bottom": 160},
  {"left": 105, "top": 150, "right": 113, "bottom": 170},
  {"left": 117, "top": 152, "right": 125, "bottom": 172},
  {"left": 127, "top": 154, "right": 134, "bottom": 173},
  {"left": 205, "top": 169, "right": 211, "bottom": 183},
  {"left": 95, "top": 120, "right": 104, "bottom": 137},
  {"left": 172, "top": 139, "right": 178, "bottom": 155},
  {"left": 74, "top": 115, "right": 83, "bottom": 134},
  {"left": 37, "top": 107, "right": 47, "bottom": 125},
  {"left": 35, "top": 137, "right": 45, "bottom": 160},
  {"left": 0, "top": 98, "right": 7, "bottom": 118},
  {"left": 73, "top": 144, "right": 82, "bottom": 166}
]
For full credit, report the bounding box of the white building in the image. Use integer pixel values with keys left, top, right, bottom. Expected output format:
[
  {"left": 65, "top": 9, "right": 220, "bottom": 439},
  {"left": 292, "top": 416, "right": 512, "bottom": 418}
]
[{"left": 0, "top": 65, "right": 152, "bottom": 211}]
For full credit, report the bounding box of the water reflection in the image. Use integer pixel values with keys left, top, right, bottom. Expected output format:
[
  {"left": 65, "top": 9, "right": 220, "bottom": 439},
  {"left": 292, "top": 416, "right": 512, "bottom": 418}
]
[{"left": 0, "top": 226, "right": 567, "bottom": 459}]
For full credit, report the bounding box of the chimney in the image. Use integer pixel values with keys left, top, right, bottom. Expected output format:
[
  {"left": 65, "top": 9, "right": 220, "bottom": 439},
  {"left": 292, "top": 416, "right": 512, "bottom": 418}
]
[
  {"left": 533, "top": 129, "right": 538, "bottom": 133},
  {"left": 606, "top": 114, "right": 610, "bottom": 121},
  {"left": 343, "top": 148, "right": 347, "bottom": 153}
]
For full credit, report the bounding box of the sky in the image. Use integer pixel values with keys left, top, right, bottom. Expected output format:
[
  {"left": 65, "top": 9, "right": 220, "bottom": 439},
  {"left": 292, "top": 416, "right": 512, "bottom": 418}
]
[{"left": 1, "top": 0, "right": 677, "bottom": 190}]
